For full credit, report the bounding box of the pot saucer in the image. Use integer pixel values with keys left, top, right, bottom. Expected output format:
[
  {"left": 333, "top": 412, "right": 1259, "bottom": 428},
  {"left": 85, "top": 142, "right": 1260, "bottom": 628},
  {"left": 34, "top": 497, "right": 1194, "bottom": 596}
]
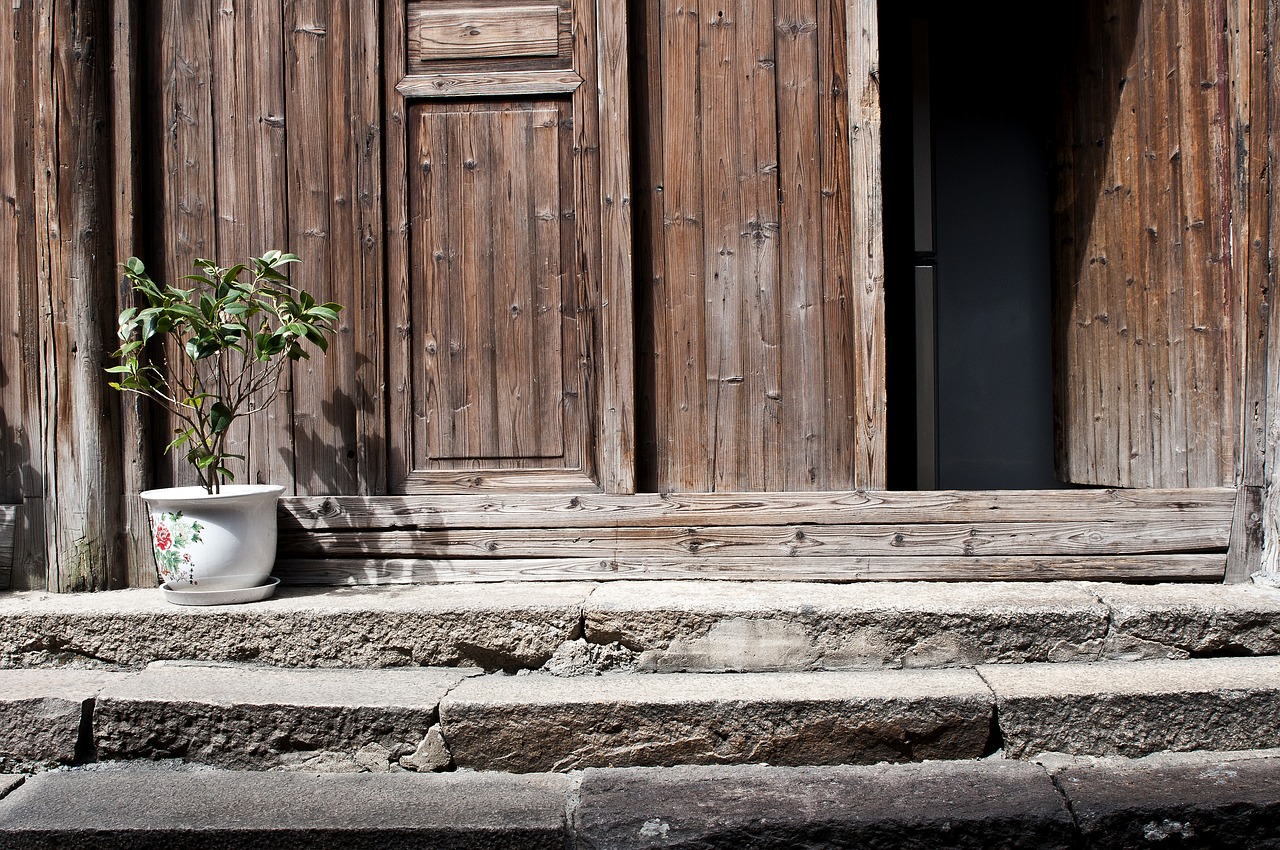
[{"left": 161, "top": 576, "right": 281, "bottom": 607}]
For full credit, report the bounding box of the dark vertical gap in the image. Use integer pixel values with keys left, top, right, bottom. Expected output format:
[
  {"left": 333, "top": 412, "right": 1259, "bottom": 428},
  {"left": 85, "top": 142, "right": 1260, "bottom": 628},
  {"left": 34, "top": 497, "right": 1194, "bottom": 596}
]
[{"left": 73, "top": 698, "right": 97, "bottom": 764}]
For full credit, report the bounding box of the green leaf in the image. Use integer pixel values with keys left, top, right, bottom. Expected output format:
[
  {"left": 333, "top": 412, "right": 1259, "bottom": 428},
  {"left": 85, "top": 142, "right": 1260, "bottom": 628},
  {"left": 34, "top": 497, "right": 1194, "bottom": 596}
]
[{"left": 209, "top": 401, "right": 234, "bottom": 435}]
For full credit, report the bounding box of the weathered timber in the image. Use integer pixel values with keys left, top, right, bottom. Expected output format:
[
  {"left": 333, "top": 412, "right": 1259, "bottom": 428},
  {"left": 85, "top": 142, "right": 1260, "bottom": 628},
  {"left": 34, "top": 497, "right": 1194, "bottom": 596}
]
[
  {"left": 0, "top": 505, "right": 19, "bottom": 590},
  {"left": 408, "top": 6, "right": 562, "bottom": 61},
  {"left": 0, "top": 0, "right": 43, "bottom": 590},
  {"left": 279, "top": 518, "right": 1229, "bottom": 559},
  {"left": 395, "top": 70, "right": 583, "bottom": 97},
  {"left": 33, "top": 0, "right": 126, "bottom": 590},
  {"left": 280, "top": 487, "right": 1237, "bottom": 531},
  {"left": 1261, "top": 0, "right": 1280, "bottom": 578},
  {"left": 1054, "top": 0, "right": 1235, "bottom": 488},
  {"left": 1224, "top": 0, "right": 1272, "bottom": 582},
  {"left": 273, "top": 554, "right": 1226, "bottom": 585}
]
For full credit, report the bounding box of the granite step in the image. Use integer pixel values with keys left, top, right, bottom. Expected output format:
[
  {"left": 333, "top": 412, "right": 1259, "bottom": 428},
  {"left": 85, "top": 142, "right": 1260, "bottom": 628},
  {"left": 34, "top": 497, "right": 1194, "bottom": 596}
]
[
  {"left": 2, "top": 580, "right": 1279, "bottom": 673},
  {"left": 3, "top": 752, "right": 1280, "bottom": 849},
  {"left": 3, "top": 657, "right": 1280, "bottom": 773}
]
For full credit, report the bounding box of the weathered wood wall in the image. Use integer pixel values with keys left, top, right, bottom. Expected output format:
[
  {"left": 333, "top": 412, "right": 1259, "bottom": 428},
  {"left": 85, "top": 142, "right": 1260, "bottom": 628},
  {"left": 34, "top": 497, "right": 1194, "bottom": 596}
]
[
  {"left": 630, "top": 0, "right": 878, "bottom": 492},
  {"left": 141, "top": 0, "right": 385, "bottom": 501},
  {"left": 1053, "top": 0, "right": 1236, "bottom": 489}
]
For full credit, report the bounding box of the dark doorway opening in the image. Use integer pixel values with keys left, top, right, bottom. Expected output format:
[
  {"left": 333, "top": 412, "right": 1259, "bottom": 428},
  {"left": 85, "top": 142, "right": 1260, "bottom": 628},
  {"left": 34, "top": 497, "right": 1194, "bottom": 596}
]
[{"left": 881, "top": 1, "right": 1077, "bottom": 489}]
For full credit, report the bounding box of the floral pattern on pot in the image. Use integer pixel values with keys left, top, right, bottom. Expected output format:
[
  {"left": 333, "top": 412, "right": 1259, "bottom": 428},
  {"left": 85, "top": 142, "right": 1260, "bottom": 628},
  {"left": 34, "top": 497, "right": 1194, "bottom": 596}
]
[{"left": 152, "top": 511, "right": 204, "bottom": 586}]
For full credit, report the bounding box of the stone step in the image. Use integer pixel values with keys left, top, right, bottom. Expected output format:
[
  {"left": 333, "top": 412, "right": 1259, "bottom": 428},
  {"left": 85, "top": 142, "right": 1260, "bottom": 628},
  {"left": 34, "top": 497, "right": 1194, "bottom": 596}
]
[
  {"left": 2, "top": 580, "right": 1279, "bottom": 673},
  {"left": 3, "top": 752, "right": 1280, "bottom": 849},
  {"left": 3, "top": 657, "right": 1280, "bottom": 773}
]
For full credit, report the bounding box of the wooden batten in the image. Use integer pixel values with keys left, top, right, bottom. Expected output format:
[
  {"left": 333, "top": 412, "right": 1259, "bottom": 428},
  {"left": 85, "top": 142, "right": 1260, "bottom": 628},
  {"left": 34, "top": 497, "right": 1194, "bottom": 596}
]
[
  {"left": 33, "top": 0, "right": 126, "bottom": 591},
  {"left": 1260, "top": 0, "right": 1280, "bottom": 578},
  {"left": 0, "top": 505, "right": 19, "bottom": 590},
  {"left": 276, "top": 487, "right": 1234, "bottom": 585}
]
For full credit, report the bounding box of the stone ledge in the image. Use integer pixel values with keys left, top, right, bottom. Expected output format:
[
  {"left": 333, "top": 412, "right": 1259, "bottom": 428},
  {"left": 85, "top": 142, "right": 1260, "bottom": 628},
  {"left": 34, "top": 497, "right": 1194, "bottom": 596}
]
[
  {"left": 6, "top": 580, "right": 1278, "bottom": 674},
  {"left": 0, "top": 670, "right": 131, "bottom": 772},
  {"left": 983, "top": 656, "right": 1280, "bottom": 758},
  {"left": 0, "top": 777, "right": 19, "bottom": 802},
  {"left": 439, "top": 669, "right": 995, "bottom": 772}
]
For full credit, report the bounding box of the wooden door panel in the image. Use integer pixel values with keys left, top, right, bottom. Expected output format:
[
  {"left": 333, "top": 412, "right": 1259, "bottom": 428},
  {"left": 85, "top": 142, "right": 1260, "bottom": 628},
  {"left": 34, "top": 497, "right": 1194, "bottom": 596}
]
[
  {"left": 1053, "top": 0, "right": 1234, "bottom": 487},
  {"left": 408, "top": 99, "right": 583, "bottom": 475}
]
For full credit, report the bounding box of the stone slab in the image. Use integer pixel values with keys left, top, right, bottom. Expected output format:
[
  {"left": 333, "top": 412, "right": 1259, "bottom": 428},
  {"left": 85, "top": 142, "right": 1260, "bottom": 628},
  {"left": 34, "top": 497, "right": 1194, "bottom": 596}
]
[
  {"left": 983, "top": 657, "right": 1280, "bottom": 758},
  {"left": 584, "top": 580, "right": 1111, "bottom": 671},
  {"left": 1095, "top": 583, "right": 1280, "bottom": 661},
  {"left": 0, "top": 777, "right": 19, "bottom": 801},
  {"left": 440, "top": 669, "right": 994, "bottom": 772},
  {"left": 1054, "top": 751, "right": 1280, "bottom": 849},
  {"left": 0, "top": 767, "right": 571, "bottom": 849},
  {"left": 94, "top": 663, "right": 477, "bottom": 770},
  {"left": 574, "top": 762, "right": 1077, "bottom": 850},
  {"left": 0, "top": 670, "right": 128, "bottom": 772},
  {"left": 0, "top": 584, "right": 592, "bottom": 670}
]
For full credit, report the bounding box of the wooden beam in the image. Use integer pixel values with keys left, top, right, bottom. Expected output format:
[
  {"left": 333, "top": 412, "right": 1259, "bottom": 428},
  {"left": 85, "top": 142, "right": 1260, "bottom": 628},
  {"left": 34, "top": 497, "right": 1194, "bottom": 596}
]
[
  {"left": 274, "top": 553, "right": 1227, "bottom": 585},
  {"left": 1260, "top": 0, "right": 1280, "bottom": 579},
  {"left": 33, "top": 0, "right": 126, "bottom": 591},
  {"left": 0, "top": 505, "right": 19, "bottom": 590},
  {"left": 280, "top": 487, "right": 1237, "bottom": 531},
  {"left": 279, "top": 517, "right": 1230, "bottom": 559},
  {"left": 846, "top": 0, "right": 886, "bottom": 488}
]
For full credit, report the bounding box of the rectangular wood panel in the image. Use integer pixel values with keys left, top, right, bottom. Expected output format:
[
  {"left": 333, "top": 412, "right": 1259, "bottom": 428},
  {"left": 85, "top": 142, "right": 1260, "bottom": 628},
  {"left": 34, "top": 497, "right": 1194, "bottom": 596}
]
[
  {"left": 632, "top": 0, "right": 872, "bottom": 491},
  {"left": 1054, "top": 0, "right": 1235, "bottom": 487},
  {"left": 408, "top": 6, "right": 561, "bottom": 61},
  {"left": 407, "top": 101, "right": 583, "bottom": 469}
]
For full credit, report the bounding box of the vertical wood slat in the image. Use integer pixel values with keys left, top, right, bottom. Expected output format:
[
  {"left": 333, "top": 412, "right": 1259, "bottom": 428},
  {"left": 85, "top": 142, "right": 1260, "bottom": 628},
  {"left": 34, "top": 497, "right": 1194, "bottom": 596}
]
[
  {"left": 846, "top": 0, "right": 886, "bottom": 488},
  {"left": 33, "top": 0, "right": 126, "bottom": 590},
  {"left": 0, "top": 0, "right": 45, "bottom": 589},
  {"left": 1259, "top": 0, "right": 1280, "bottom": 578},
  {"left": 1056, "top": 0, "right": 1235, "bottom": 489}
]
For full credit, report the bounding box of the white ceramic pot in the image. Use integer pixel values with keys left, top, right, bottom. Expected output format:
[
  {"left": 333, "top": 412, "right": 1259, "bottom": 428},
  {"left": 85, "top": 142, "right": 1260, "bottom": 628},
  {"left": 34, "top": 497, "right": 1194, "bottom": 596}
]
[{"left": 140, "top": 484, "right": 285, "bottom": 592}]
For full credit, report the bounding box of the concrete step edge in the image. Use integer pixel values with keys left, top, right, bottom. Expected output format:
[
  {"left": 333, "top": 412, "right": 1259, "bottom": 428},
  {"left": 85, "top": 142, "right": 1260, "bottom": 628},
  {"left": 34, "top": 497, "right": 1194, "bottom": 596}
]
[
  {"left": 2, "top": 580, "right": 1279, "bottom": 674},
  {"left": 4, "top": 657, "right": 1280, "bottom": 773},
  {"left": 3, "top": 752, "right": 1280, "bottom": 849}
]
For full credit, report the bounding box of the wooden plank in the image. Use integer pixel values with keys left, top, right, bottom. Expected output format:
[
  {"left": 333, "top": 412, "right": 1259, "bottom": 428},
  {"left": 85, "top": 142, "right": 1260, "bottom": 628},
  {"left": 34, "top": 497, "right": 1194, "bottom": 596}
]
[
  {"left": 595, "top": 0, "right": 636, "bottom": 493},
  {"left": 408, "top": 5, "right": 561, "bottom": 61},
  {"left": 386, "top": 0, "right": 414, "bottom": 491},
  {"left": 280, "top": 487, "right": 1238, "bottom": 530},
  {"left": 0, "top": 505, "right": 19, "bottom": 590},
  {"left": 1261, "top": 0, "right": 1280, "bottom": 578},
  {"left": 400, "top": 469, "right": 598, "bottom": 494},
  {"left": 846, "top": 0, "right": 886, "bottom": 488},
  {"left": 279, "top": 518, "right": 1230, "bottom": 559},
  {"left": 33, "top": 0, "right": 125, "bottom": 590},
  {"left": 275, "top": 553, "right": 1227, "bottom": 585},
  {"left": 396, "top": 70, "right": 583, "bottom": 97}
]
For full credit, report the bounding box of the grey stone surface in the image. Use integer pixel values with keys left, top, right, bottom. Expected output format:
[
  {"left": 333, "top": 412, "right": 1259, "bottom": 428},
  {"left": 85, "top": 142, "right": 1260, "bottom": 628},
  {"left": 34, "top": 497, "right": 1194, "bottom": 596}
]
[
  {"left": 540, "top": 638, "right": 638, "bottom": 676},
  {"left": 983, "top": 656, "right": 1280, "bottom": 758},
  {"left": 0, "top": 670, "right": 127, "bottom": 772},
  {"left": 94, "top": 663, "right": 476, "bottom": 770},
  {"left": 400, "top": 725, "right": 451, "bottom": 772},
  {"left": 0, "top": 777, "right": 20, "bottom": 801},
  {"left": 1096, "top": 583, "right": 1280, "bottom": 661},
  {"left": 0, "top": 583, "right": 592, "bottom": 670},
  {"left": 0, "top": 767, "right": 571, "bottom": 849},
  {"left": 585, "top": 580, "right": 1110, "bottom": 671},
  {"left": 574, "top": 762, "right": 1077, "bottom": 850},
  {"left": 440, "top": 669, "right": 994, "bottom": 772},
  {"left": 1054, "top": 752, "right": 1280, "bottom": 849}
]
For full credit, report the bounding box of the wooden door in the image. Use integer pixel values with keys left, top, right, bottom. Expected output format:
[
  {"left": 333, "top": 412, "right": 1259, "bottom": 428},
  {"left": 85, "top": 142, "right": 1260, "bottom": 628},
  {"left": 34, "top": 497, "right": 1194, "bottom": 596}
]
[
  {"left": 631, "top": 0, "right": 881, "bottom": 492},
  {"left": 1053, "top": 0, "right": 1236, "bottom": 487},
  {"left": 385, "top": 0, "right": 633, "bottom": 494}
]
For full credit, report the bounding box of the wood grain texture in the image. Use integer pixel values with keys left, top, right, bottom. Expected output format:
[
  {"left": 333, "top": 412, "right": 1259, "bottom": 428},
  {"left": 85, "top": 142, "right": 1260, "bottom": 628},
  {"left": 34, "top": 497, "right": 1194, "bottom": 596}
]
[
  {"left": 1260, "top": 0, "right": 1280, "bottom": 578},
  {"left": 280, "top": 487, "right": 1237, "bottom": 530},
  {"left": 633, "top": 0, "right": 875, "bottom": 490},
  {"left": 274, "top": 553, "right": 1227, "bottom": 585},
  {"left": 396, "top": 70, "right": 583, "bottom": 97},
  {"left": 1225, "top": 0, "right": 1275, "bottom": 582},
  {"left": 0, "top": 505, "right": 19, "bottom": 590},
  {"left": 1054, "top": 0, "right": 1235, "bottom": 488},
  {"left": 408, "top": 6, "right": 561, "bottom": 61},
  {"left": 0, "top": 0, "right": 43, "bottom": 589},
  {"left": 33, "top": 0, "right": 126, "bottom": 590}
]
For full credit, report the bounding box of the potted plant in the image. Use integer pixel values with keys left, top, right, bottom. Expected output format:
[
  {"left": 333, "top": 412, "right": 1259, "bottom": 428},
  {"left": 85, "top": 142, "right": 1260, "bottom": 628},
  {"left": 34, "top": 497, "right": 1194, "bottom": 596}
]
[{"left": 108, "top": 251, "right": 342, "bottom": 604}]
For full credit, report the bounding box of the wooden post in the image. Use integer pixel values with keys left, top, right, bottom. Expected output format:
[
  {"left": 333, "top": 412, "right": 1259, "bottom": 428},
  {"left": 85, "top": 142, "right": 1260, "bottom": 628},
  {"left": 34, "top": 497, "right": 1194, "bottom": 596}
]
[
  {"left": 1259, "top": 0, "right": 1280, "bottom": 581},
  {"left": 33, "top": 0, "right": 126, "bottom": 591}
]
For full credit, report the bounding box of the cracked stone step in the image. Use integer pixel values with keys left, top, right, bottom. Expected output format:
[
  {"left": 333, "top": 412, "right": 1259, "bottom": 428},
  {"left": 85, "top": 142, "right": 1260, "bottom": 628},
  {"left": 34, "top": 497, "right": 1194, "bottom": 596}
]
[
  {"left": 0, "top": 670, "right": 130, "bottom": 772},
  {"left": 0, "top": 767, "right": 572, "bottom": 850},
  {"left": 93, "top": 663, "right": 478, "bottom": 771},
  {"left": 5, "top": 754, "right": 1280, "bottom": 849},
  {"left": 984, "top": 656, "right": 1280, "bottom": 758},
  {"left": 5, "top": 581, "right": 1280, "bottom": 674},
  {"left": 438, "top": 669, "right": 996, "bottom": 772}
]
